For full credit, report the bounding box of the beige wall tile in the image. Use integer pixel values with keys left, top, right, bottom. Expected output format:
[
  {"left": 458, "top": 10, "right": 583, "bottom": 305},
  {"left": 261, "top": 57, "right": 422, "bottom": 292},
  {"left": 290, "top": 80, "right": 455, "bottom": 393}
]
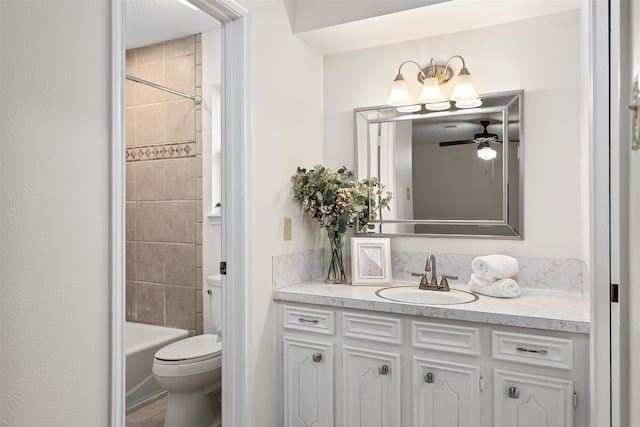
[
  {"left": 196, "top": 313, "right": 203, "bottom": 335},
  {"left": 195, "top": 290, "right": 203, "bottom": 314},
  {"left": 196, "top": 109, "right": 202, "bottom": 133},
  {"left": 136, "top": 282, "right": 165, "bottom": 326},
  {"left": 165, "top": 158, "right": 195, "bottom": 200},
  {"left": 164, "top": 56, "right": 195, "bottom": 102},
  {"left": 196, "top": 177, "right": 202, "bottom": 201},
  {"left": 136, "top": 160, "right": 164, "bottom": 201},
  {"left": 137, "top": 62, "right": 165, "bottom": 106},
  {"left": 196, "top": 245, "right": 202, "bottom": 268},
  {"left": 195, "top": 34, "right": 202, "bottom": 42},
  {"left": 126, "top": 163, "right": 136, "bottom": 201},
  {"left": 195, "top": 155, "right": 202, "bottom": 178},
  {"left": 126, "top": 80, "right": 136, "bottom": 109},
  {"left": 196, "top": 132, "right": 202, "bottom": 155},
  {"left": 136, "top": 103, "right": 166, "bottom": 145},
  {"left": 196, "top": 267, "right": 203, "bottom": 290},
  {"left": 137, "top": 43, "right": 163, "bottom": 65},
  {"left": 136, "top": 242, "right": 164, "bottom": 283},
  {"left": 195, "top": 41, "right": 202, "bottom": 66},
  {"left": 126, "top": 108, "right": 136, "bottom": 147},
  {"left": 165, "top": 99, "right": 195, "bottom": 143},
  {"left": 136, "top": 202, "right": 165, "bottom": 242},
  {"left": 165, "top": 285, "right": 195, "bottom": 330},
  {"left": 164, "top": 201, "right": 195, "bottom": 243},
  {"left": 196, "top": 200, "right": 203, "bottom": 223},
  {"left": 164, "top": 35, "right": 195, "bottom": 58},
  {"left": 126, "top": 242, "right": 136, "bottom": 281},
  {"left": 126, "top": 202, "right": 136, "bottom": 241},
  {"left": 195, "top": 64, "right": 202, "bottom": 89},
  {"left": 126, "top": 281, "right": 137, "bottom": 321},
  {"left": 196, "top": 222, "right": 202, "bottom": 245},
  {"left": 164, "top": 243, "right": 195, "bottom": 286}
]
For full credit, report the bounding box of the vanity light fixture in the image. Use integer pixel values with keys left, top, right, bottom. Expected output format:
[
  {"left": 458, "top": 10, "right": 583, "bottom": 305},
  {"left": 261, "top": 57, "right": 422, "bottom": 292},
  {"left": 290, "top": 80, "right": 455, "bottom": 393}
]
[
  {"left": 477, "top": 140, "right": 497, "bottom": 160},
  {"left": 386, "top": 55, "right": 481, "bottom": 112}
]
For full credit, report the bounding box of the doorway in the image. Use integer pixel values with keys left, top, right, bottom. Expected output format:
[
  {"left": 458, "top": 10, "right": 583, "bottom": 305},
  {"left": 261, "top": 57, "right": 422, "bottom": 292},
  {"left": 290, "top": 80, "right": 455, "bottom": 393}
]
[{"left": 111, "top": 0, "right": 249, "bottom": 425}]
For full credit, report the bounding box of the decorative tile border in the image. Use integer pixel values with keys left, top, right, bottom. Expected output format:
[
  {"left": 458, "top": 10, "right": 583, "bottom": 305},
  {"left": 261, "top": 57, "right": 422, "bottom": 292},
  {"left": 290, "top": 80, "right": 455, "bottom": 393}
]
[{"left": 126, "top": 142, "right": 196, "bottom": 162}]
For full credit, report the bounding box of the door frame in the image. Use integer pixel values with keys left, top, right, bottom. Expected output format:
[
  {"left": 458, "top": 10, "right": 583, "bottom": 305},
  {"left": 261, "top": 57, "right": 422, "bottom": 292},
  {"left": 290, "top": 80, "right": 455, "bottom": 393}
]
[
  {"left": 110, "top": 0, "right": 251, "bottom": 425},
  {"left": 590, "top": 0, "right": 612, "bottom": 425}
]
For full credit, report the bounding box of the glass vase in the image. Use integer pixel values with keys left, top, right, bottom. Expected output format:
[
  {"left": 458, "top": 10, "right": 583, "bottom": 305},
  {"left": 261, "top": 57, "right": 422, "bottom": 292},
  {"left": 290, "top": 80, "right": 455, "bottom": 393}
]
[{"left": 326, "top": 228, "right": 347, "bottom": 284}]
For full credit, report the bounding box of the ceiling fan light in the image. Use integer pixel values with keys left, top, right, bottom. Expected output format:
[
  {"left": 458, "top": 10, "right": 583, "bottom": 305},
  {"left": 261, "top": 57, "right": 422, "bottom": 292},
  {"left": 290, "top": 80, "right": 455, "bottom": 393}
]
[
  {"left": 425, "top": 101, "right": 451, "bottom": 111},
  {"left": 387, "top": 73, "right": 415, "bottom": 107},
  {"left": 477, "top": 145, "right": 497, "bottom": 160}
]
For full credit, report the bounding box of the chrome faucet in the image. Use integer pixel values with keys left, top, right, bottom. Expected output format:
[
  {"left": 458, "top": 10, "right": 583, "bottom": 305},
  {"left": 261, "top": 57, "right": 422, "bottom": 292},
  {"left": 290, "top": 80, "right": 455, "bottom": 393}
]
[{"left": 411, "top": 254, "right": 458, "bottom": 291}]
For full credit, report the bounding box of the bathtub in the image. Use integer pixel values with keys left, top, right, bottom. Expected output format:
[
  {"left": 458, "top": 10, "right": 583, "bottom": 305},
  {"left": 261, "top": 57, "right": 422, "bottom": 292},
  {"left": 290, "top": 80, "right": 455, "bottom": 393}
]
[{"left": 125, "top": 321, "right": 189, "bottom": 413}]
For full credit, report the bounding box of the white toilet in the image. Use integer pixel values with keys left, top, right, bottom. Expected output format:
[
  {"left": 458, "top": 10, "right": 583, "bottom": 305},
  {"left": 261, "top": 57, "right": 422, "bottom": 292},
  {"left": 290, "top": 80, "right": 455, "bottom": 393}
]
[{"left": 152, "top": 275, "right": 223, "bottom": 427}]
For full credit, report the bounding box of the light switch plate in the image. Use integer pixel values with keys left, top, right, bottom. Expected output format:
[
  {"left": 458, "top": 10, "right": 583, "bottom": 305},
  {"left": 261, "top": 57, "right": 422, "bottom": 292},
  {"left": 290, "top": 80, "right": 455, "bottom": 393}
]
[{"left": 284, "top": 218, "right": 292, "bottom": 240}]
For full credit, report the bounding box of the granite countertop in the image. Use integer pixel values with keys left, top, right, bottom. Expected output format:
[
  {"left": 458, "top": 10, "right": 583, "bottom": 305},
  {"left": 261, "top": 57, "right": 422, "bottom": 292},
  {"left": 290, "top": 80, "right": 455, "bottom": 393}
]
[{"left": 273, "top": 280, "right": 590, "bottom": 334}]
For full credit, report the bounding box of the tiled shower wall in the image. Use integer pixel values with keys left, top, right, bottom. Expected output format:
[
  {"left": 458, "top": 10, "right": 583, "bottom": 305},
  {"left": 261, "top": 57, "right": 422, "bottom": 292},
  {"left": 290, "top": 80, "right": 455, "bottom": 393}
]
[{"left": 125, "top": 35, "right": 204, "bottom": 335}]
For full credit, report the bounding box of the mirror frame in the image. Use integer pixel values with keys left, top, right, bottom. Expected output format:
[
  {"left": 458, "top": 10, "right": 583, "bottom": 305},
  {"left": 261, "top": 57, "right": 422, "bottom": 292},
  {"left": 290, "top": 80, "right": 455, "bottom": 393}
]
[{"left": 354, "top": 90, "right": 524, "bottom": 239}]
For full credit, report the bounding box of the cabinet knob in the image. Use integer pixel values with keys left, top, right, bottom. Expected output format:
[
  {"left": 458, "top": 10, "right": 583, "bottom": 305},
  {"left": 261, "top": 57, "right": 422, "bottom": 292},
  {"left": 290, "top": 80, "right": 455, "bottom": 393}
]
[
  {"left": 378, "top": 364, "right": 389, "bottom": 375},
  {"left": 508, "top": 386, "right": 520, "bottom": 399},
  {"left": 424, "top": 372, "right": 435, "bottom": 383},
  {"left": 312, "top": 353, "right": 322, "bottom": 362}
]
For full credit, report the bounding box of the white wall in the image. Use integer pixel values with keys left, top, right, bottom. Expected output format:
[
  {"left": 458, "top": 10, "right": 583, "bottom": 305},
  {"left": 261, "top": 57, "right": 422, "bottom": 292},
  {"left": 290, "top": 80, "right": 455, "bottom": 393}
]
[
  {"left": 324, "top": 11, "right": 585, "bottom": 260},
  {"left": 628, "top": 0, "right": 640, "bottom": 422},
  {"left": 0, "top": 1, "right": 110, "bottom": 425},
  {"left": 202, "top": 29, "right": 222, "bottom": 333},
  {"left": 239, "top": 0, "right": 325, "bottom": 424}
]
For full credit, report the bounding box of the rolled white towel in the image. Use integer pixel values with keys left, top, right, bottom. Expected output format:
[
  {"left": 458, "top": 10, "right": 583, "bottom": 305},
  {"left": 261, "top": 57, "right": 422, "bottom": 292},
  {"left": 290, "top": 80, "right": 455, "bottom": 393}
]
[
  {"left": 469, "top": 278, "right": 521, "bottom": 298},
  {"left": 471, "top": 255, "right": 519, "bottom": 281},
  {"left": 469, "top": 273, "right": 493, "bottom": 288}
]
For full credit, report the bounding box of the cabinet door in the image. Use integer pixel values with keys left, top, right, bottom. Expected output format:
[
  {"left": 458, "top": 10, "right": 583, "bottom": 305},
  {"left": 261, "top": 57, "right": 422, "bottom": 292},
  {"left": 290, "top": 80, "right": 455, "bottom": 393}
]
[
  {"left": 413, "top": 357, "right": 481, "bottom": 427},
  {"left": 283, "top": 337, "right": 334, "bottom": 427},
  {"left": 342, "top": 345, "right": 401, "bottom": 427},
  {"left": 494, "top": 369, "right": 573, "bottom": 427}
]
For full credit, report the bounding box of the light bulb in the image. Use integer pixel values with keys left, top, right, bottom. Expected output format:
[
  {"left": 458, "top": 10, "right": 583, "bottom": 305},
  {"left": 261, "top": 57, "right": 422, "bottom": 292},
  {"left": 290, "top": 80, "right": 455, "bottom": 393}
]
[
  {"left": 450, "top": 67, "right": 481, "bottom": 108},
  {"left": 386, "top": 73, "right": 415, "bottom": 107},
  {"left": 477, "top": 146, "right": 497, "bottom": 160},
  {"left": 418, "top": 75, "right": 446, "bottom": 104}
]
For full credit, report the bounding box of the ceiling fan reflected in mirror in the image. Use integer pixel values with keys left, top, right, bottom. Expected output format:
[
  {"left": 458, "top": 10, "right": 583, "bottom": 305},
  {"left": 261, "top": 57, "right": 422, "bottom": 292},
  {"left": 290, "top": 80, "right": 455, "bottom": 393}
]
[{"left": 438, "top": 120, "right": 500, "bottom": 160}]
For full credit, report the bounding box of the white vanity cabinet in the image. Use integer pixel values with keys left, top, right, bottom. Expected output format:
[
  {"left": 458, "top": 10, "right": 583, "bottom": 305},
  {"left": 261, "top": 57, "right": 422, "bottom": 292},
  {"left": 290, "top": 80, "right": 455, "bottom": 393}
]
[
  {"left": 277, "top": 303, "right": 589, "bottom": 427},
  {"left": 281, "top": 306, "right": 336, "bottom": 427},
  {"left": 342, "top": 345, "right": 401, "bottom": 427},
  {"left": 491, "top": 331, "right": 579, "bottom": 427}
]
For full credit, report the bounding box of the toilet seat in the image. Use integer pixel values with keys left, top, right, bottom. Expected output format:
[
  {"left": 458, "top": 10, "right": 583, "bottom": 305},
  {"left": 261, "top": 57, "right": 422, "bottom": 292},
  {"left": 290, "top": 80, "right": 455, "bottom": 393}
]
[{"left": 154, "top": 334, "right": 222, "bottom": 365}]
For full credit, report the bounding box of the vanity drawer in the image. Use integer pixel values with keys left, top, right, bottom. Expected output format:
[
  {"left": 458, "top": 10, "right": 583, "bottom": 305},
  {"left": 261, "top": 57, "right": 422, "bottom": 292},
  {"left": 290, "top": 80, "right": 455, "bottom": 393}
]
[
  {"left": 491, "top": 331, "right": 573, "bottom": 370},
  {"left": 342, "top": 312, "right": 402, "bottom": 345},
  {"left": 282, "top": 305, "right": 335, "bottom": 335},
  {"left": 412, "top": 321, "right": 480, "bottom": 356}
]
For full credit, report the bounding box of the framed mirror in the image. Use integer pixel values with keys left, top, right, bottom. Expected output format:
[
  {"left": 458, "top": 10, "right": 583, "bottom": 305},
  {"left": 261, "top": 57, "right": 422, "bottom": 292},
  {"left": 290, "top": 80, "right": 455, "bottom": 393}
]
[{"left": 355, "top": 90, "right": 523, "bottom": 238}]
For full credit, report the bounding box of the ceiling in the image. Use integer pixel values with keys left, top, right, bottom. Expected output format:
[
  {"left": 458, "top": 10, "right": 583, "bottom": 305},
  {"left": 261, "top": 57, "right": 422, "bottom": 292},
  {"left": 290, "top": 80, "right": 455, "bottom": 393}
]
[
  {"left": 126, "top": 0, "right": 220, "bottom": 49},
  {"left": 295, "top": 0, "right": 582, "bottom": 55}
]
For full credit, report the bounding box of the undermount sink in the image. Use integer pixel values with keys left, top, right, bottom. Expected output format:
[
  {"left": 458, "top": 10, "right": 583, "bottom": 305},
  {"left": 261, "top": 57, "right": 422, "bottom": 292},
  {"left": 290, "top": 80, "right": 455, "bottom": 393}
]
[{"left": 376, "top": 286, "right": 479, "bottom": 305}]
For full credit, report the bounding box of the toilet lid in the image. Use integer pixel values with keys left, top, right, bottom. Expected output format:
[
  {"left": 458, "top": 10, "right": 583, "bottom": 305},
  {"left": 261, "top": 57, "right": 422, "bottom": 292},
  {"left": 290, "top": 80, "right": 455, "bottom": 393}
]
[{"left": 155, "top": 334, "right": 222, "bottom": 363}]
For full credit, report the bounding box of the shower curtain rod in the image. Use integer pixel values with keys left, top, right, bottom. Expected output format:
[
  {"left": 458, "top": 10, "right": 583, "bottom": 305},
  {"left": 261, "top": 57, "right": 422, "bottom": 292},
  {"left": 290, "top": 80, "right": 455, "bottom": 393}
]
[{"left": 126, "top": 74, "right": 202, "bottom": 105}]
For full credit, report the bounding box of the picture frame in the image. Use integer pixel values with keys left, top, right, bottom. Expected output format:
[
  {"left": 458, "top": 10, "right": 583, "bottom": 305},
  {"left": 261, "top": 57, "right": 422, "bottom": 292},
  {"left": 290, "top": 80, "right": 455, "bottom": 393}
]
[{"left": 350, "top": 237, "right": 392, "bottom": 285}]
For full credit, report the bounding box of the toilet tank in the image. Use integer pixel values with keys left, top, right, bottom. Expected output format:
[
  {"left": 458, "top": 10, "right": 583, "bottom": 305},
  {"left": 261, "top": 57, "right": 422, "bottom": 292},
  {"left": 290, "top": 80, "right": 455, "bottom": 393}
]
[{"left": 204, "top": 275, "right": 222, "bottom": 335}]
